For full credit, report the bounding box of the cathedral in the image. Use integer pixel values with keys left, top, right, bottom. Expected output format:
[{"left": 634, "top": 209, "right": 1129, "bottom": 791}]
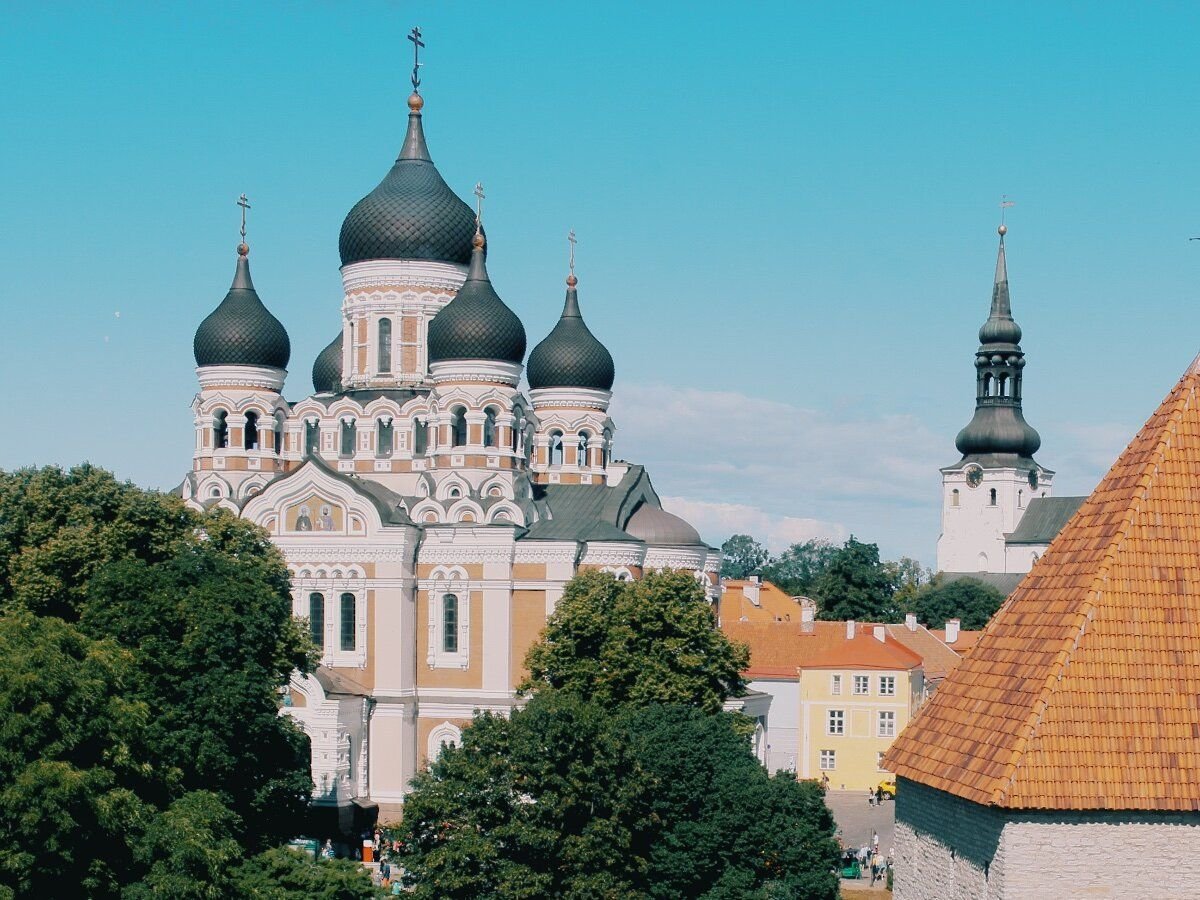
[{"left": 181, "top": 50, "right": 718, "bottom": 823}]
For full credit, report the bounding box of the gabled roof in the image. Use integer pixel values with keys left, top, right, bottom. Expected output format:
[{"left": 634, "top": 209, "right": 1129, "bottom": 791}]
[
  {"left": 930, "top": 628, "right": 984, "bottom": 655},
  {"left": 722, "top": 620, "right": 922, "bottom": 678},
  {"left": 1005, "top": 495, "right": 1087, "bottom": 544},
  {"left": 803, "top": 631, "right": 923, "bottom": 671},
  {"left": 886, "top": 624, "right": 964, "bottom": 681},
  {"left": 720, "top": 579, "right": 812, "bottom": 625},
  {"left": 885, "top": 356, "right": 1200, "bottom": 811}
]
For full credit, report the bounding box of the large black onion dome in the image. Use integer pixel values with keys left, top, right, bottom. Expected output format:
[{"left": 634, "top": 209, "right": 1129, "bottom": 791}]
[
  {"left": 312, "top": 332, "right": 343, "bottom": 394},
  {"left": 193, "top": 247, "right": 290, "bottom": 369},
  {"left": 955, "top": 407, "right": 1042, "bottom": 457},
  {"left": 428, "top": 235, "right": 526, "bottom": 364},
  {"left": 339, "top": 94, "right": 478, "bottom": 266},
  {"left": 527, "top": 276, "right": 615, "bottom": 391}
]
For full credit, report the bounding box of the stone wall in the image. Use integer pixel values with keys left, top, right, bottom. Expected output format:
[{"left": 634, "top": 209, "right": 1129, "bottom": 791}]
[{"left": 894, "top": 777, "right": 1200, "bottom": 899}]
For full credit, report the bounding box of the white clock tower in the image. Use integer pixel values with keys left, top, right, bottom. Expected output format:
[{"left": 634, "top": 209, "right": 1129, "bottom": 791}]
[{"left": 936, "top": 226, "right": 1052, "bottom": 575}]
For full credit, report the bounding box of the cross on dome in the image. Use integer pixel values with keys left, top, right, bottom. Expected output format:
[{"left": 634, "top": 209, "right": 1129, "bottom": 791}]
[{"left": 408, "top": 26, "right": 425, "bottom": 92}]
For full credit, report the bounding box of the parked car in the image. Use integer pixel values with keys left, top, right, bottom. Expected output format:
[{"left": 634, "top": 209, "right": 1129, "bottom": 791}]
[{"left": 877, "top": 778, "right": 897, "bottom": 799}]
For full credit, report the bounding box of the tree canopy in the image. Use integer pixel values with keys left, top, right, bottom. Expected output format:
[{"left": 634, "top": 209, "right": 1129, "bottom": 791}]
[
  {"left": 0, "top": 466, "right": 354, "bottom": 897},
  {"left": 395, "top": 694, "right": 839, "bottom": 899},
  {"left": 760, "top": 539, "right": 838, "bottom": 597},
  {"left": 523, "top": 569, "right": 748, "bottom": 714},
  {"left": 812, "top": 536, "right": 898, "bottom": 622},
  {"left": 719, "top": 534, "right": 769, "bottom": 579},
  {"left": 912, "top": 576, "right": 1005, "bottom": 631}
]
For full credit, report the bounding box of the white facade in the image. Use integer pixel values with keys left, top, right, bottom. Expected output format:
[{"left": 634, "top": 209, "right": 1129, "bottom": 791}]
[
  {"left": 747, "top": 677, "right": 799, "bottom": 773},
  {"left": 936, "top": 463, "right": 1053, "bottom": 575}
]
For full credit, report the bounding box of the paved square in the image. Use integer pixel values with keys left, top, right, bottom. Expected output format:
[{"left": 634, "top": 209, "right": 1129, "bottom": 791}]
[{"left": 825, "top": 789, "right": 895, "bottom": 857}]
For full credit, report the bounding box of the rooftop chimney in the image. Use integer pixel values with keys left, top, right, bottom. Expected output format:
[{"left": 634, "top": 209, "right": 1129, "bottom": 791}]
[
  {"left": 945, "top": 618, "right": 960, "bottom": 644},
  {"left": 801, "top": 606, "right": 814, "bottom": 634},
  {"left": 846, "top": 620, "right": 856, "bottom": 640},
  {"left": 905, "top": 612, "right": 917, "bottom": 632},
  {"left": 743, "top": 579, "right": 761, "bottom": 607},
  {"left": 873, "top": 625, "right": 886, "bottom": 643}
]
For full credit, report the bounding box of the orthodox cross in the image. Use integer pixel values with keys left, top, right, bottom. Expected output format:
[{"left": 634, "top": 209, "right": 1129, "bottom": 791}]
[
  {"left": 568, "top": 229, "right": 577, "bottom": 275},
  {"left": 408, "top": 26, "right": 425, "bottom": 91},
  {"left": 237, "top": 193, "right": 251, "bottom": 241},
  {"left": 1000, "top": 194, "right": 1015, "bottom": 226},
  {"left": 474, "top": 182, "right": 485, "bottom": 227}
]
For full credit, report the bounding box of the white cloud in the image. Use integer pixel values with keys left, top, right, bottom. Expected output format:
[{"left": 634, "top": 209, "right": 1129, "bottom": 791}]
[{"left": 658, "top": 496, "right": 847, "bottom": 554}]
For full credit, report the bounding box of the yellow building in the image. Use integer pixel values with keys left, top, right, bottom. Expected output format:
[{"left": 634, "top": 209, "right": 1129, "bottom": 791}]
[{"left": 798, "top": 621, "right": 923, "bottom": 790}]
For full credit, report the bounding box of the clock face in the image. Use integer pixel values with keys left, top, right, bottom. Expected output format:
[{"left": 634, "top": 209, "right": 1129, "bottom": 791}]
[
  {"left": 1028, "top": 469, "right": 1039, "bottom": 489},
  {"left": 965, "top": 465, "right": 983, "bottom": 488}
]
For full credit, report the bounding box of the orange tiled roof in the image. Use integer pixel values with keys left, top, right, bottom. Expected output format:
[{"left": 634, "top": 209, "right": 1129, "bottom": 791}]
[
  {"left": 885, "top": 358, "right": 1200, "bottom": 811},
  {"left": 886, "top": 624, "right": 964, "bottom": 681},
  {"left": 720, "top": 579, "right": 812, "bottom": 624},
  {"left": 803, "top": 630, "right": 923, "bottom": 671},
  {"left": 930, "top": 628, "right": 983, "bottom": 655}
]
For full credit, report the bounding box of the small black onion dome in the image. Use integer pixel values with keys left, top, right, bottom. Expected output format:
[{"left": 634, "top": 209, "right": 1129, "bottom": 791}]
[
  {"left": 339, "top": 93, "right": 479, "bottom": 266},
  {"left": 428, "top": 234, "right": 527, "bottom": 364},
  {"left": 955, "top": 406, "right": 1042, "bottom": 457},
  {"left": 193, "top": 245, "right": 291, "bottom": 369},
  {"left": 312, "top": 331, "right": 343, "bottom": 394},
  {"left": 527, "top": 274, "right": 615, "bottom": 391}
]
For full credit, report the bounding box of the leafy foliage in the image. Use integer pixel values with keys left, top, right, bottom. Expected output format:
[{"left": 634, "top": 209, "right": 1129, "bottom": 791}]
[
  {"left": 395, "top": 694, "right": 839, "bottom": 899},
  {"left": 812, "top": 536, "right": 899, "bottom": 622},
  {"left": 886, "top": 556, "right": 933, "bottom": 614},
  {"left": 0, "top": 466, "right": 346, "bottom": 897},
  {"left": 719, "top": 534, "right": 769, "bottom": 579},
  {"left": 233, "top": 848, "right": 383, "bottom": 899},
  {"left": 760, "top": 539, "right": 838, "bottom": 597},
  {"left": 523, "top": 569, "right": 748, "bottom": 714},
  {"left": 913, "top": 575, "right": 1004, "bottom": 630}
]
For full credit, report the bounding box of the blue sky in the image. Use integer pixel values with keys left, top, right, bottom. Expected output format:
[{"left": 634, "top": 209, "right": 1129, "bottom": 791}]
[{"left": 2, "top": 2, "right": 1198, "bottom": 566}]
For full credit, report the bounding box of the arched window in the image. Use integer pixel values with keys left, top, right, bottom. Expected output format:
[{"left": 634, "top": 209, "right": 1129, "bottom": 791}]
[
  {"left": 213, "top": 410, "right": 229, "bottom": 449},
  {"left": 451, "top": 407, "right": 468, "bottom": 447},
  {"left": 244, "top": 411, "right": 260, "bottom": 451},
  {"left": 998, "top": 374, "right": 1008, "bottom": 398},
  {"left": 377, "top": 318, "right": 392, "bottom": 373},
  {"left": 524, "top": 424, "right": 535, "bottom": 463},
  {"left": 602, "top": 429, "right": 612, "bottom": 469},
  {"left": 340, "top": 419, "right": 356, "bottom": 458},
  {"left": 483, "top": 408, "right": 497, "bottom": 448},
  {"left": 549, "top": 431, "right": 564, "bottom": 467},
  {"left": 989, "top": 488, "right": 997, "bottom": 506},
  {"left": 577, "top": 431, "right": 590, "bottom": 467},
  {"left": 273, "top": 412, "right": 285, "bottom": 454},
  {"left": 511, "top": 412, "right": 521, "bottom": 453},
  {"left": 305, "top": 420, "right": 319, "bottom": 456},
  {"left": 951, "top": 489, "right": 960, "bottom": 507},
  {"left": 442, "top": 594, "right": 459, "bottom": 654},
  {"left": 340, "top": 593, "right": 356, "bottom": 651},
  {"left": 1018, "top": 489, "right": 1024, "bottom": 508},
  {"left": 377, "top": 418, "right": 394, "bottom": 457},
  {"left": 983, "top": 373, "right": 993, "bottom": 397},
  {"left": 413, "top": 419, "right": 427, "bottom": 457},
  {"left": 309, "top": 592, "right": 325, "bottom": 649}
]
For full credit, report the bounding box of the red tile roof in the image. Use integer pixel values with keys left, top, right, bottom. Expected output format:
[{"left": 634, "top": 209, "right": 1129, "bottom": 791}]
[
  {"left": 722, "top": 620, "right": 922, "bottom": 676},
  {"left": 885, "top": 359, "right": 1200, "bottom": 811},
  {"left": 886, "top": 625, "right": 964, "bottom": 681}
]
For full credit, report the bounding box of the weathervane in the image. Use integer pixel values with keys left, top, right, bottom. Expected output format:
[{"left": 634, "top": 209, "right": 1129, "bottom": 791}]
[
  {"left": 473, "top": 182, "right": 485, "bottom": 231},
  {"left": 1000, "top": 194, "right": 1015, "bottom": 230},
  {"left": 568, "top": 229, "right": 577, "bottom": 276},
  {"left": 237, "top": 193, "right": 251, "bottom": 249},
  {"left": 408, "top": 26, "right": 425, "bottom": 92}
]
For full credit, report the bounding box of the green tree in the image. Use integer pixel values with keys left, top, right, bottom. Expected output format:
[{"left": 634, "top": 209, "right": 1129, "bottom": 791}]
[
  {"left": 760, "top": 539, "right": 838, "bottom": 596},
  {"left": 0, "top": 612, "right": 151, "bottom": 897},
  {"left": 913, "top": 576, "right": 1004, "bottom": 631},
  {"left": 395, "top": 694, "right": 839, "bottom": 900},
  {"left": 523, "top": 569, "right": 748, "bottom": 714},
  {"left": 813, "top": 536, "right": 898, "bottom": 621},
  {"left": 719, "top": 534, "right": 769, "bottom": 579},
  {"left": 232, "top": 848, "right": 383, "bottom": 899},
  {"left": 886, "top": 556, "right": 933, "bottom": 614}
]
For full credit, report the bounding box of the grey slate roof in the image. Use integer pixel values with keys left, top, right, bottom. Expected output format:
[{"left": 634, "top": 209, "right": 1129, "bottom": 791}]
[
  {"left": 338, "top": 106, "right": 478, "bottom": 267},
  {"left": 1005, "top": 495, "right": 1086, "bottom": 544},
  {"left": 625, "top": 503, "right": 705, "bottom": 546},
  {"left": 427, "top": 238, "right": 526, "bottom": 364},
  {"left": 527, "top": 279, "right": 615, "bottom": 391},
  {"left": 194, "top": 250, "right": 291, "bottom": 369}
]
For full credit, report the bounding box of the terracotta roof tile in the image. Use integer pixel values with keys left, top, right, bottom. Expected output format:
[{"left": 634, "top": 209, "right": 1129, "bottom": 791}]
[
  {"left": 720, "top": 579, "right": 813, "bottom": 624},
  {"left": 887, "top": 625, "right": 964, "bottom": 680},
  {"left": 884, "top": 359, "right": 1200, "bottom": 811}
]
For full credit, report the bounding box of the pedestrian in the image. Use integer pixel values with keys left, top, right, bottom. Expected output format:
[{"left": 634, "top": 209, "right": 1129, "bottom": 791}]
[
  {"left": 867, "top": 789, "right": 875, "bottom": 807},
  {"left": 873, "top": 830, "right": 880, "bottom": 852}
]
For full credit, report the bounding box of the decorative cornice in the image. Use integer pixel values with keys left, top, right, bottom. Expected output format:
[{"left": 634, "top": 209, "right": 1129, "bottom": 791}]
[
  {"left": 580, "top": 544, "right": 644, "bottom": 567},
  {"left": 341, "top": 259, "right": 468, "bottom": 293},
  {"left": 513, "top": 542, "right": 579, "bottom": 564},
  {"left": 529, "top": 386, "right": 612, "bottom": 411},
  {"left": 197, "top": 365, "right": 286, "bottom": 392},
  {"left": 430, "top": 360, "right": 523, "bottom": 387},
  {"left": 643, "top": 548, "right": 709, "bottom": 570}
]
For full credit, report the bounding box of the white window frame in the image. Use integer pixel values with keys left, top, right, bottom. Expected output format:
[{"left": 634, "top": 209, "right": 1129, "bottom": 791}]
[
  {"left": 427, "top": 722, "right": 463, "bottom": 761},
  {"left": 291, "top": 572, "right": 368, "bottom": 670},
  {"left": 877, "top": 710, "right": 896, "bottom": 738},
  {"left": 879, "top": 675, "right": 896, "bottom": 696},
  {"left": 819, "top": 749, "right": 836, "bottom": 771},
  {"left": 424, "top": 567, "right": 470, "bottom": 669},
  {"left": 830, "top": 673, "right": 842, "bottom": 696},
  {"left": 853, "top": 674, "right": 870, "bottom": 696},
  {"left": 827, "top": 709, "right": 845, "bottom": 736}
]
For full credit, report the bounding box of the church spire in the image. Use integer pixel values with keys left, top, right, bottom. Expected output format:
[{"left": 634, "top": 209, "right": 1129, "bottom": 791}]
[{"left": 953, "top": 225, "right": 1041, "bottom": 460}]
